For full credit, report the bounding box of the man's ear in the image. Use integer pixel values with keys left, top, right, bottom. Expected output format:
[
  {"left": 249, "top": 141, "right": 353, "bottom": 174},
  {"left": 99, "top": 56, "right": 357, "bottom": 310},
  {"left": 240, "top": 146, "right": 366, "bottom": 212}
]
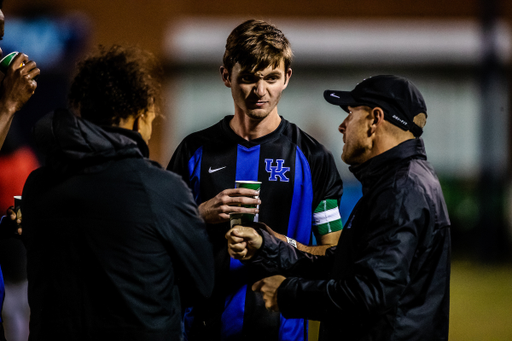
[
  {"left": 283, "top": 68, "right": 292, "bottom": 88},
  {"left": 220, "top": 66, "right": 231, "bottom": 88},
  {"left": 369, "top": 107, "right": 385, "bottom": 135},
  {"left": 132, "top": 115, "right": 141, "bottom": 133}
]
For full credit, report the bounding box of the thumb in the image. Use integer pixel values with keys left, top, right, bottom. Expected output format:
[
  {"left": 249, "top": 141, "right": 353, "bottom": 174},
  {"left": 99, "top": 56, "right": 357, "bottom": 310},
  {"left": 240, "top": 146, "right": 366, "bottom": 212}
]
[
  {"left": 252, "top": 279, "right": 264, "bottom": 292},
  {"left": 232, "top": 226, "right": 262, "bottom": 250},
  {"left": 232, "top": 226, "right": 253, "bottom": 238},
  {"left": 225, "top": 227, "right": 244, "bottom": 243}
]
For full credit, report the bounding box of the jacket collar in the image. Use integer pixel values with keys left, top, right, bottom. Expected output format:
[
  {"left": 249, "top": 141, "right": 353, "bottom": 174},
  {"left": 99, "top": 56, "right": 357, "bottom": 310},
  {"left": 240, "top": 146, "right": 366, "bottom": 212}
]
[
  {"left": 349, "top": 138, "right": 427, "bottom": 192},
  {"left": 33, "top": 109, "right": 149, "bottom": 172},
  {"left": 102, "top": 126, "right": 150, "bottom": 158}
]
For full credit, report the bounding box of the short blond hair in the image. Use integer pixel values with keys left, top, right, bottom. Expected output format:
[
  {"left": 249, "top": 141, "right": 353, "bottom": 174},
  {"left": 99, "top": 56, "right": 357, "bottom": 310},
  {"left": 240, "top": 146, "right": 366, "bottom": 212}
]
[{"left": 223, "top": 19, "right": 293, "bottom": 74}]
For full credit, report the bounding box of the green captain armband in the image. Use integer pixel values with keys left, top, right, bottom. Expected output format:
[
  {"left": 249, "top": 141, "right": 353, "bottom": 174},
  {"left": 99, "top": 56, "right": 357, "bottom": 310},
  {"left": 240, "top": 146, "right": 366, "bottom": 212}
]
[{"left": 313, "top": 199, "right": 343, "bottom": 235}]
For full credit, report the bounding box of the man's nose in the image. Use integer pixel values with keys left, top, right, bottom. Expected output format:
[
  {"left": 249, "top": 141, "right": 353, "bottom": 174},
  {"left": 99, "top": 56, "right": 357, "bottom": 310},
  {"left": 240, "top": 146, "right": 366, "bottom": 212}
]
[
  {"left": 254, "top": 80, "right": 265, "bottom": 97},
  {"left": 338, "top": 122, "right": 345, "bottom": 134}
]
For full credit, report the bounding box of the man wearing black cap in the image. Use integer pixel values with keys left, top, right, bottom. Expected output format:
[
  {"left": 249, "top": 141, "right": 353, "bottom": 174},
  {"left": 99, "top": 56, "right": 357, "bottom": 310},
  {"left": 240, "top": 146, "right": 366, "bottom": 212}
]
[{"left": 226, "top": 75, "right": 451, "bottom": 340}]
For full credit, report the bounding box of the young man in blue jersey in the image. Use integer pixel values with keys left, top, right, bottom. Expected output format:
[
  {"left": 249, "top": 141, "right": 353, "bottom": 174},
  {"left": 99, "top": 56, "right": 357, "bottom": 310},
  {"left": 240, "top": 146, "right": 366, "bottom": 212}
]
[{"left": 167, "top": 19, "right": 343, "bottom": 341}]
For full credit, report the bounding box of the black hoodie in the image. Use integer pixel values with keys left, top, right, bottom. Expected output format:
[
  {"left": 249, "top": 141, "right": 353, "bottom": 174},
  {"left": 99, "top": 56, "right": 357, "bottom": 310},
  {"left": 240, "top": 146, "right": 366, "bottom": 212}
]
[{"left": 22, "top": 109, "right": 214, "bottom": 341}]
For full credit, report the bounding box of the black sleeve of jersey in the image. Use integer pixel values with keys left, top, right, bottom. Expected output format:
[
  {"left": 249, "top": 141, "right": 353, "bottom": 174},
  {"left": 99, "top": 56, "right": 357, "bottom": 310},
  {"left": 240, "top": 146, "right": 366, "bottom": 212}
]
[
  {"left": 298, "top": 132, "right": 344, "bottom": 209},
  {"left": 312, "top": 146, "right": 344, "bottom": 208},
  {"left": 167, "top": 139, "right": 194, "bottom": 188}
]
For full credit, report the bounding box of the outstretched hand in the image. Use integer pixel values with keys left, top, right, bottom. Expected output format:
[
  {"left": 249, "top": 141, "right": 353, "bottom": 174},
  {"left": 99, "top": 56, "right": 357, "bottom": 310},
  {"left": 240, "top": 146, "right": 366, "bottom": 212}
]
[
  {"left": 1, "top": 206, "right": 22, "bottom": 237},
  {"left": 225, "top": 225, "right": 263, "bottom": 260},
  {"left": 199, "top": 188, "right": 260, "bottom": 224},
  {"left": 252, "top": 275, "right": 286, "bottom": 313}
]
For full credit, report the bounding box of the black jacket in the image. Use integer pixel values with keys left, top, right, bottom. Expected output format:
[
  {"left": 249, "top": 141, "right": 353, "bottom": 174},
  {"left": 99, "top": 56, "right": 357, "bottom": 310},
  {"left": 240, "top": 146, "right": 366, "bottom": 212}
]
[
  {"left": 250, "top": 138, "right": 451, "bottom": 340},
  {"left": 22, "top": 109, "right": 214, "bottom": 341}
]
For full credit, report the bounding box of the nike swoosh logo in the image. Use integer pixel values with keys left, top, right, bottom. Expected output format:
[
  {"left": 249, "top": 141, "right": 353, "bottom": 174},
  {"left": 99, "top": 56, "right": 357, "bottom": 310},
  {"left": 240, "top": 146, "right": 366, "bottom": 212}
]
[
  {"left": 208, "top": 166, "right": 226, "bottom": 173},
  {"left": 330, "top": 93, "right": 340, "bottom": 98}
]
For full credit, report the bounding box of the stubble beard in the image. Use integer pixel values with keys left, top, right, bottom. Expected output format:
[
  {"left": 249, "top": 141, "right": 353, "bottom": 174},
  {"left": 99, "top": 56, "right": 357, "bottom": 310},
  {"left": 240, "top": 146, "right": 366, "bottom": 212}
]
[
  {"left": 245, "top": 90, "right": 282, "bottom": 121},
  {"left": 245, "top": 109, "right": 271, "bottom": 121},
  {"left": 244, "top": 99, "right": 280, "bottom": 121},
  {"left": 342, "top": 141, "right": 369, "bottom": 166}
]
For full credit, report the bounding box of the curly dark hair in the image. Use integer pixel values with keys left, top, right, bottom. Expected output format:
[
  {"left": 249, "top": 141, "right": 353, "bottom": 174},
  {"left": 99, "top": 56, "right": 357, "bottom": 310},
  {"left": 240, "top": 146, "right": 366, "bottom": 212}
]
[{"left": 68, "top": 45, "right": 162, "bottom": 126}]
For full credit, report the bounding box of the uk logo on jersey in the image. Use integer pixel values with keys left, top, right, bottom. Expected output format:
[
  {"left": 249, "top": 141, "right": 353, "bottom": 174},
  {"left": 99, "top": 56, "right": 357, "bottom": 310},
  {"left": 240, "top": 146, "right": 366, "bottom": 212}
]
[{"left": 264, "top": 159, "right": 290, "bottom": 182}]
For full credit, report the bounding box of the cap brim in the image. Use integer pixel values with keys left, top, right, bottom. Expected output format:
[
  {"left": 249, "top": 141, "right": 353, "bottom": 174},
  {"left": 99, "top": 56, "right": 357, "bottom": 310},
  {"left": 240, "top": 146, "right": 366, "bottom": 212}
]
[{"left": 323, "top": 90, "right": 361, "bottom": 113}]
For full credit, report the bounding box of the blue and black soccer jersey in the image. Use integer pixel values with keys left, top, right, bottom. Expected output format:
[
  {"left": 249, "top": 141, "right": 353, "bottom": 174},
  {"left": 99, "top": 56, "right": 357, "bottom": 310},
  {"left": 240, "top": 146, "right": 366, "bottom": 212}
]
[{"left": 168, "top": 116, "right": 343, "bottom": 341}]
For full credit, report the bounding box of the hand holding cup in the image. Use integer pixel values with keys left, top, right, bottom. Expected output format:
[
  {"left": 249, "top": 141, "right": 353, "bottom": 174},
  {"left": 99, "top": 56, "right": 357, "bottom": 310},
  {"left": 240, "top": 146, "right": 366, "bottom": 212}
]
[
  {"left": 229, "top": 180, "right": 261, "bottom": 228},
  {"left": 198, "top": 184, "right": 261, "bottom": 224}
]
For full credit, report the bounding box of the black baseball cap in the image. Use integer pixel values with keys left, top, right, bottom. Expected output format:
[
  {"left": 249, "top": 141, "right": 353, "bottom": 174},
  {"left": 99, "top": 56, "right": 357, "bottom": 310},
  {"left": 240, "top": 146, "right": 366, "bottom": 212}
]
[{"left": 323, "top": 75, "right": 427, "bottom": 137}]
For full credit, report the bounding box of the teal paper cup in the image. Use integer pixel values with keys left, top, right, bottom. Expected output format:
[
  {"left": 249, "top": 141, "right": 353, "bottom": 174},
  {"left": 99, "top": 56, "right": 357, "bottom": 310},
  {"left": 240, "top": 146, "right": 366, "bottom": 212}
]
[
  {"left": 230, "top": 181, "right": 261, "bottom": 227},
  {"left": 0, "top": 51, "right": 20, "bottom": 74}
]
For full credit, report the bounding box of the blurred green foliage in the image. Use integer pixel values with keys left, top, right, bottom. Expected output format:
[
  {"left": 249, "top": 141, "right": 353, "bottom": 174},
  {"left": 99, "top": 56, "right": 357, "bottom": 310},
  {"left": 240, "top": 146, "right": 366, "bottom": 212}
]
[{"left": 439, "top": 177, "right": 511, "bottom": 261}]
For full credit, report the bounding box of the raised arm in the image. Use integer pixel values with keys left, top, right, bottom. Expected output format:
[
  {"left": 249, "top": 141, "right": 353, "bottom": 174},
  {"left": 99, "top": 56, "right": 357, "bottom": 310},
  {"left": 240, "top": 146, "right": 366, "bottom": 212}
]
[
  {"left": 0, "top": 53, "right": 39, "bottom": 147},
  {"left": 226, "top": 223, "right": 336, "bottom": 313},
  {"left": 258, "top": 222, "right": 339, "bottom": 256},
  {"left": 226, "top": 223, "right": 335, "bottom": 277}
]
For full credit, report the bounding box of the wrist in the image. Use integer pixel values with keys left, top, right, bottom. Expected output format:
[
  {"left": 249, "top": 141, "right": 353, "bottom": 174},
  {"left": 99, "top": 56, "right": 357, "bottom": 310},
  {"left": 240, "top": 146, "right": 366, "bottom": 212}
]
[
  {"left": 285, "top": 236, "right": 297, "bottom": 248},
  {"left": 0, "top": 100, "right": 17, "bottom": 118},
  {"left": 197, "top": 202, "right": 209, "bottom": 221}
]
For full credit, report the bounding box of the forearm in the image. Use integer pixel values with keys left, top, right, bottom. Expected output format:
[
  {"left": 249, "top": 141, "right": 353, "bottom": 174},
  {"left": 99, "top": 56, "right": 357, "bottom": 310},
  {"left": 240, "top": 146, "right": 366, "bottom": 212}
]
[
  {"left": 0, "top": 103, "right": 16, "bottom": 148},
  {"left": 277, "top": 272, "right": 384, "bottom": 321},
  {"left": 277, "top": 277, "right": 337, "bottom": 321},
  {"left": 296, "top": 242, "right": 334, "bottom": 256},
  {"left": 250, "top": 230, "right": 333, "bottom": 278},
  {"left": 277, "top": 220, "right": 425, "bottom": 321},
  {"left": 272, "top": 232, "right": 337, "bottom": 256}
]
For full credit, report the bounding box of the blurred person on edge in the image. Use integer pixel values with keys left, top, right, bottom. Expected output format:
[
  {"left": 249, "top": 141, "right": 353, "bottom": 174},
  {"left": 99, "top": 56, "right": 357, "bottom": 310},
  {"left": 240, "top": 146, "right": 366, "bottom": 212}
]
[
  {"left": 0, "top": 1, "right": 39, "bottom": 148},
  {"left": 20, "top": 45, "right": 213, "bottom": 341},
  {"left": 0, "top": 1, "right": 40, "bottom": 340},
  {"left": 226, "top": 75, "right": 451, "bottom": 341},
  {"left": 167, "top": 19, "right": 343, "bottom": 341}
]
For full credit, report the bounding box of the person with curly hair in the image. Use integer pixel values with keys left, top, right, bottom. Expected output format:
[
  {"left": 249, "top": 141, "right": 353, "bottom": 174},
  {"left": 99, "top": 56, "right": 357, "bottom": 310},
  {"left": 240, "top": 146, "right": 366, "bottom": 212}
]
[{"left": 20, "top": 45, "right": 214, "bottom": 341}]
